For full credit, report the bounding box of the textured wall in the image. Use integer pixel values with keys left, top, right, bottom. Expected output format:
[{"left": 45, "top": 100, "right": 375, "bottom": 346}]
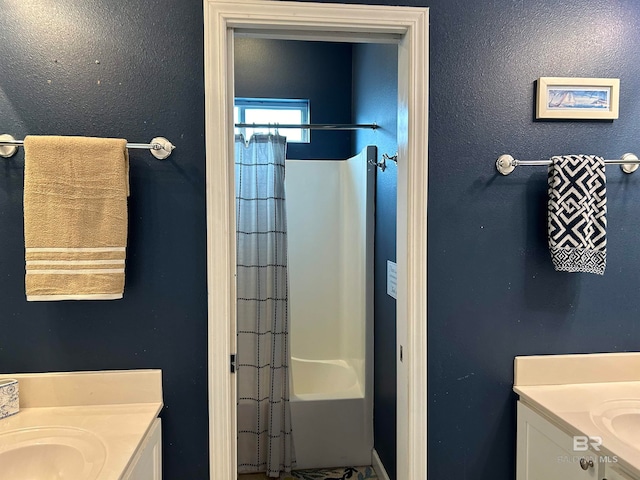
[
  {"left": 2, "top": 1, "right": 640, "bottom": 479},
  {"left": 425, "top": 1, "right": 640, "bottom": 479},
  {"left": 0, "top": 2, "right": 208, "bottom": 478}
]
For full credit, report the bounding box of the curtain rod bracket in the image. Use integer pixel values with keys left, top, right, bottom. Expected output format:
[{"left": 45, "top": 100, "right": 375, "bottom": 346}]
[{"left": 368, "top": 151, "right": 398, "bottom": 172}]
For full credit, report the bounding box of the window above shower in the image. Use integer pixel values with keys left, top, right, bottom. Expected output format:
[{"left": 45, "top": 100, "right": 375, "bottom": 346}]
[{"left": 234, "top": 98, "right": 310, "bottom": 143}]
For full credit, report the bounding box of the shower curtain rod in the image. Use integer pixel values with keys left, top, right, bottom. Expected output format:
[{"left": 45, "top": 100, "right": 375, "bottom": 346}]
[{"left": 235, "top": 122, "right": 378, "bottom": 130}]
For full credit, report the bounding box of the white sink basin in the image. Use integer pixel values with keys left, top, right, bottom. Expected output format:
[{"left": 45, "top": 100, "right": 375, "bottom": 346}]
[
  {"left": 608, "top": 412, "right": 640, "bottom": 448},
  {"left": 591, "top": 399, "right": 640, "bottom": 450},
  {"left": 0, "top": 427, "right": 106, "bottom": 480}
]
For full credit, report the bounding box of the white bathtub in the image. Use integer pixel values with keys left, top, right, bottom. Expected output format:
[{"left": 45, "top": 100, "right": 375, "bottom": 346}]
[
  {"left": 290, "top": 357, "right": 372, "bottom": 469},
  {"left": 291, "top": 357, "right": 362, "bottom": 400}
]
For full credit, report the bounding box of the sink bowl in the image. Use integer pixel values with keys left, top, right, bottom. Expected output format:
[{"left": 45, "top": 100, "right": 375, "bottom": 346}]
[
  {"left": 591, "top": 399, "right": 640, "bottom": 450},
  {"left": 0, "top": 427, "right": 106, "bottom": 480}
]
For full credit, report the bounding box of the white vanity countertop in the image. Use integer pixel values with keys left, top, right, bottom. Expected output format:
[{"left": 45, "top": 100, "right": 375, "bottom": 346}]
[
  {"left": 0, "top": 370, "right": 163, "bottom": 480},
  {"left": 514, "top": 353, "right": 640, "bottom": 478}
]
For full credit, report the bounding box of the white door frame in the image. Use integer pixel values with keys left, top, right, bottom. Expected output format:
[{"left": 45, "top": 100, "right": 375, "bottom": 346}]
[{"left": 204, "top": 1, "right": 428, "bottom": 479}]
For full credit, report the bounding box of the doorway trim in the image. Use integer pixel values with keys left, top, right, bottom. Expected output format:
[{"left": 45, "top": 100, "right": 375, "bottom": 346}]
[{"left": 204, "top": 1, "right": 428, "bottom": 478}]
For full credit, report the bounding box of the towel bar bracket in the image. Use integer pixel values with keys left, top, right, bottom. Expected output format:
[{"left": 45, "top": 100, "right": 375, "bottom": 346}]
[
  {"left": 148, "top": 137, "right": 174, "bottom": 160},
  {"left": 620, "top": 153, "right": 639, "bottom": 173},
  {"left": 0, "top": 134, "right": 18, "bottom": 158},
  {"left": 496, "top": 154, "right": 515, "bottom": 175}
]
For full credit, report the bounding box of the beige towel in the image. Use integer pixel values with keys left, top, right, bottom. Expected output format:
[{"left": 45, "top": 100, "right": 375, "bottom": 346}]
[{"left": 23, "top": 136, "right": 129, "bottom": 301}]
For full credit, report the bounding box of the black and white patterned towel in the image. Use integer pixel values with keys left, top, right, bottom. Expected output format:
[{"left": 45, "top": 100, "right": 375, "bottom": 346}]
[{"left": 548, "top": 155, "right": 607, "bottom": 275}]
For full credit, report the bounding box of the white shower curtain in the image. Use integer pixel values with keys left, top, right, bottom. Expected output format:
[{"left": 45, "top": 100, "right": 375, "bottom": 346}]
[{"left": 235, "top": 133, "right": 295, "bottom": 477}]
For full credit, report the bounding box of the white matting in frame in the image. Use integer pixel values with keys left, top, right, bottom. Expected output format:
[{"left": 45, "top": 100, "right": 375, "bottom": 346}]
[{"left": 537, "top": 77, "right": 619, "bottom": 120}]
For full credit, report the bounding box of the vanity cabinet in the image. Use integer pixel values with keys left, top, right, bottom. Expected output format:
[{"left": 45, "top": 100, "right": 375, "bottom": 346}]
[
  {"left": 517, "top": 402, "right": 602, "bottom": 480},
  {"left": 123, "top": 418, "right": 162, "bottom": 480},
  {"left": 514, "top": 353, "right": 640, "bottom": 480}
]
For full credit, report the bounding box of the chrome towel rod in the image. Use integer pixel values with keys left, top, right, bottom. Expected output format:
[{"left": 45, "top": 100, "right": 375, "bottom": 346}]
[
  {"left": 235, "top": 122, "right": 378, "bottom": 130},
  {"left": 496, "top": 153, "right": 640, "bottom": 175},
  {"left": 0, "top": 134, "right": 175, "bottom": 160}
]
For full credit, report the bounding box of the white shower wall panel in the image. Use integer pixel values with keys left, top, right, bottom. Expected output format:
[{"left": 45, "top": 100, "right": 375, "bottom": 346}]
[
  {"left": 285, "top": 151, "right": 373, "bottom": 470},
  {"left": 285, "top": 158, "right": 368, "bottom": 376},
  {"left": 285, "top": 160, "right": 343, "bottom": 361},
  {"left": 340, "top": 154, "right": 369, "bottom": 382}
]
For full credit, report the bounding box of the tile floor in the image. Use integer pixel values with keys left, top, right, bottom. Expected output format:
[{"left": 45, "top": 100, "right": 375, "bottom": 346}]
[{"left": 239, "top": 465, "right": 378, "bottom": 480}]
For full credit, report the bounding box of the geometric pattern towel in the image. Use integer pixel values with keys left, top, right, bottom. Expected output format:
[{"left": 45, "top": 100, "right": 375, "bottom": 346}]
[{"left": 548, "top": 154, "right": 606, "bottom": 275}]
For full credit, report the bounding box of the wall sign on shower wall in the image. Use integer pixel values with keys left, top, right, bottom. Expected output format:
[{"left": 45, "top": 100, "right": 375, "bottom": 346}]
[{"left": 387, "top": 260, "right": 397, "bottom": 299}]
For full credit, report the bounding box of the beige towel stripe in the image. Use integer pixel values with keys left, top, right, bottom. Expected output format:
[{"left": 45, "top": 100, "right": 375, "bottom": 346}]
[
  {"left": 26, "top": 251, "right": 125, "bottom": 261},
  {"left": 27, "top": 264, "right": 124, "bottom": 271},
  {"left": 26, "top": 260, "right": 125, "bottom": 266},
  {"left": 27, "top": 269, "right": 125, "bottom": 275},
  {"left": 28, "top": 294, "right": 123, "bottom": 301},
  {"left": 26, "top": 247, "right": 126, "bottom": 253}
]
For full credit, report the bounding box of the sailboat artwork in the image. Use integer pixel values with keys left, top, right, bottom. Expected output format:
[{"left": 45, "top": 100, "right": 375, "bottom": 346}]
[
  {"left": 537, "top": 77, "right": 619, "bottom": 120},
  {"left": 547, "top": 87, "right": 610, "bottom": 110}
]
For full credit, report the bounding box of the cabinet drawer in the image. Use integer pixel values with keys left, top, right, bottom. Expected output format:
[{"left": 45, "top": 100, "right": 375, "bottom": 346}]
[{"left": 517, "top": 402, "right": 600, "bottom": 480}]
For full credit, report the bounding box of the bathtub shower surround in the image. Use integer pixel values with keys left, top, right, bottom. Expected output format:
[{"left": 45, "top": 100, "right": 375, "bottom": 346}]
[
  {"left": 235, "top": 133, "right": 295, "bottom": 477},
  {"left": 291, "top": 358, "right": 361, "bottom": 399},
  {"left": 284, "top": 147, "right": 375, "bottom": 469}
]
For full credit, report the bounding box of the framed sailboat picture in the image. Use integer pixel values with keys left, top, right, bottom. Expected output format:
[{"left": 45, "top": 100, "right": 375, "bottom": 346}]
[{"left": 536, "top": 77, "right": 620, "bottom": 119}]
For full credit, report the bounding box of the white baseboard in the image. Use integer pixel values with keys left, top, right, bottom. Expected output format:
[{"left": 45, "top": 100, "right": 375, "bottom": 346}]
[{"left": 372, "top": 449, "right": 391, "bottom": 480}]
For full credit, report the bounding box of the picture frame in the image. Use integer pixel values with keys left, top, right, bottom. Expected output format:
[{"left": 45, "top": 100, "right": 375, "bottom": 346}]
[{"left": 536, "top": 77, "right": 620, "bottom": 120}]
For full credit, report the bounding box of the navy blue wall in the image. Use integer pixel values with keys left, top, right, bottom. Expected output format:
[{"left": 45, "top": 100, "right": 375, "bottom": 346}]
[
  {"left": 425, "top": 1, "right": 640, "bottom": 479},
  {"left": 353, "top": 43, "right": 399, "bottom": 479},
  {"left": 2, "top": 1, "right": 640, "bottom": 480},
  {"left": 234, "top": 38, "right": 353, "bottom": 160},
  {"left": 0, "top": 2, "right": 208, "bottom": 479}
]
